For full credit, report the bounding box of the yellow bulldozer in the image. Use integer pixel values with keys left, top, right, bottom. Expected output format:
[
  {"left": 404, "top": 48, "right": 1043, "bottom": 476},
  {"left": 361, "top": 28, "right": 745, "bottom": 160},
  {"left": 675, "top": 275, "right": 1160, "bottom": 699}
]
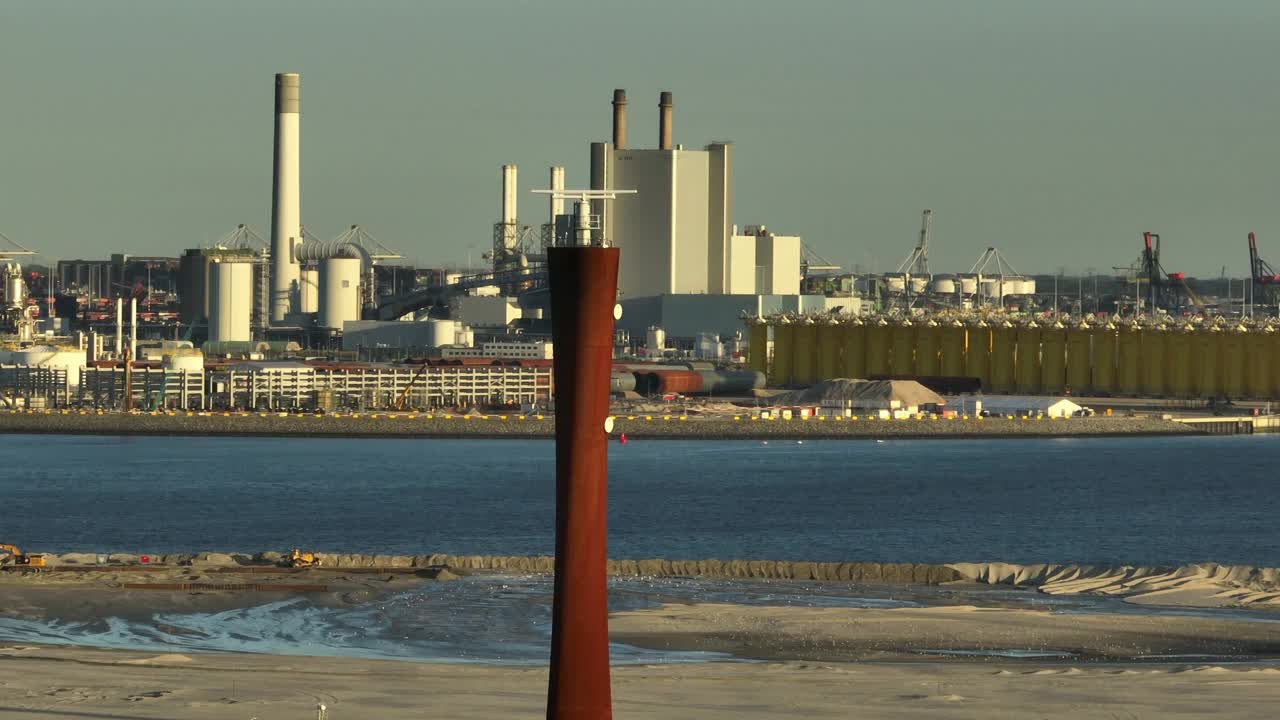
[
  {"left": 0, "top": 544, "right": 46, "bottom": 569},
  {"left": 287, "top": 549, "right": 321, "bottom": 568}
]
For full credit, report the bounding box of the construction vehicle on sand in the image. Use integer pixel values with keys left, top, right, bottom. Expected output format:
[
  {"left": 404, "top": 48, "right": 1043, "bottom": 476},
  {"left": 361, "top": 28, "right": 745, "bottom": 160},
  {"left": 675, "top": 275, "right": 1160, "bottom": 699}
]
[
  {"left": 287, "top": 549, "right": 321, "bottom": 568},
  {"left": 0, "top": 544, "right": 46, "bottom": 569}
]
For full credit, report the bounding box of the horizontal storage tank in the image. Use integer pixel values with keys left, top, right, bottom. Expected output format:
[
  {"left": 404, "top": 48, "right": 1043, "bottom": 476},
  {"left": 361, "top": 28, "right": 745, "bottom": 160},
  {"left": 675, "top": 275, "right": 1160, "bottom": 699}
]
[
  {"left": 209, "top": 259, "right": 254, "bottom": 343},
  {"left": 299, "top": 267, "right": 319, "bottom": 314},
  {"left": 610, "top": 371, "right": 637, "bottom": 393},
  {"left": 163, "top": 350, "right": 205, "bottom": 374},
  {"left": 5, "top": 345, "right": 84, "bottom": 388},
  {"left": 698, "top": 369, "right": 766, "bottom": 395},
  {"left": 634, "top": 369, "right": 703, "bottom": 396},
  {"left": 318, "top": 257, "right": 362, "bottom": 332},
  {"left": 931, "top": 275, "right": 957, "bottom": 294}
]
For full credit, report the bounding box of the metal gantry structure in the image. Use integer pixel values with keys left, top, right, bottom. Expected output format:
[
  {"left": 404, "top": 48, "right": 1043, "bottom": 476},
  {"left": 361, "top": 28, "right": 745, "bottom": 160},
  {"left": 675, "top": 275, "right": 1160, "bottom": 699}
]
[
  {"left": 1247, "top": 231, "right": 1280, "bottom": 310},
  {"left": 896, "top": 209, "right": 933, "bottom": 276}
]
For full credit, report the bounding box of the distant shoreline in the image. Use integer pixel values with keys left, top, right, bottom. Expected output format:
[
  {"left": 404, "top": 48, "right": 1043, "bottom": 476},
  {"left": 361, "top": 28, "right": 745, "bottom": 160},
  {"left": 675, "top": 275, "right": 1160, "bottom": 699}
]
[{"left": 0, "top": 409, "right": 1199, "bottom": 440}]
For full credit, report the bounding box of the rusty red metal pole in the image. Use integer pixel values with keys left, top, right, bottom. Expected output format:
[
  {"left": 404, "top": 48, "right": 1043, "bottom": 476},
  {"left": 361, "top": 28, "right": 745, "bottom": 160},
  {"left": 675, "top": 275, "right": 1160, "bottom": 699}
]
[{"left": 546, "top": 245, "right": 619, "bottom": 720}]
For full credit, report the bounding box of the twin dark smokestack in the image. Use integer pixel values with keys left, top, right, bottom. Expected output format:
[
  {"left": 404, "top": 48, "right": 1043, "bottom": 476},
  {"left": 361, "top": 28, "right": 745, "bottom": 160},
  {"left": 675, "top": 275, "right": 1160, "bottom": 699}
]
[{"left": 610, "top": 89, "right": 673, "bottom": 150}]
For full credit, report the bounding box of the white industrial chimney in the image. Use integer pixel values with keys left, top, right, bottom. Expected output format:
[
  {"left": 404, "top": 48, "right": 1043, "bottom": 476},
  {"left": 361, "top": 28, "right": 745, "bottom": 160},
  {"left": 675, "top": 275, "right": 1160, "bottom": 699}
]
[
  {"left": 501, "top": 164, "right": 519, "bottom": 253},
  {"left": 270, "top": 72, "right": 301, "bottom": 323},
  {"left": 549, "top": 166, "right": 565, "bottom": 223}
]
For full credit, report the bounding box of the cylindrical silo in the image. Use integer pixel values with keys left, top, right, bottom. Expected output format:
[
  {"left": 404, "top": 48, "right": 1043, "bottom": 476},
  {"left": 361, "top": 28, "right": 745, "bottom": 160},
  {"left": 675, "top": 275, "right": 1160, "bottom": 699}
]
[
  {"left": 890, "top": 320, "right": 916, "bottom": 376},
  {"left": 931, "top": 275, "right": 957, "bottom": 295},
  {"left": 792, "top": 321, "right": 818, "bottom": 384},
  {"left": 1065, "top": 321, "right": 1091, "bottom": 394},
  {"left": 909, "top": 276, "right": 928, "bottom": 295},
  {"left": 1193, "top": 326, "right": 1221, "bottom": 399},
  {"left": 1140, "top": 324, "right": 1167, "bottom": 397},
  {"left": 1117, "top": 323, "right": 1142, "bottom": 396},
  {"left": 1015, "top": 322, "right": 1042, "bottom": 394},
  {"left": 318, "top": 256, "right": 362, "bottom": 332},
  {"left": 916, "top": 320, "right": 941, "bottom": 376},
  {"left": 965, "top": 321, "right": 991, "bottom": 390},
  {"left": 1246, "top": 326, "right": 1270, "bottom": 400},
  {"left": 208, "top": 260, "right": 253, "bottom": 343},
  {"left": 1092, "top": 323, "right": 1118, "bottom": 395},
  {"left": 883, "top": 274, "right": 906, "bottom": 293},
  {"left": 958, "top": 274, "right": 979, "bottom": 296},
  {"left": 427, "top": 318, "right": 457, "bottom": 348},
  {"left": 990, "top": 322, "right": 1015, "bottom": 393},
  {"left": 748, "top": 321, "right": 768, "bottom": 374},
  {"left": 1040, "top": 322, "right": 1066, "bottom": 394},
  {"left": 298, "top": 266, "right": 319, "bottom": 314},
  {"left": 839, "top": 319, "right": 866, "bottom": 379},
  {"left": 940, "top": 321, "right": 966, "bottom": 377},
  {"left": 866, "top": 320, "right": 891, "bottom": 376},
  {"left": 1166, "top": 324, "right": 1194, "bottom": 399},
  {"left": 1222, "top": 325, "right": 1247, "bottom": 399},
  {"left": 771, "top": 322, "right": 795, "bottom": 386},
  {"left": 817, "top": 321, "right": 841, "bottom": 381}
]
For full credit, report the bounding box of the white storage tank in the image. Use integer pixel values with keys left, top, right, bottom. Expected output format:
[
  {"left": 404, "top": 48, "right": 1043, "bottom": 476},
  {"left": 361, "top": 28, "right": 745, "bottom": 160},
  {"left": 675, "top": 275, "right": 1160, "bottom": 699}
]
[
  {"left": 646, "top": 326, "right": 666, "bottom": 352},
  {"left": 980, "top": 278, "right": 1001, "bottom": 299},
  {"left": 299, "top": 267, "right": 319, "bottom": 314},
  {"left": 426, "top": 318, "right": 457, "bottom": 348},
  {"left": 958, "top": 274, "right": 979, "bottom": 295},
  {"left": 455, "top": 325, "right": 475, "bottom": 348},
  {"left": 6, "top": 345, "right": 84, "bottom": 389},
  {"left": 1019, "top": 277, "right": 1037, "bottom": 295},
  {"left": 909, "top": 276, "right": 928, "bottom": 294},
  {"left": 319, "top": 257, "right": 362, "bottom": 332},
  {"left": 931, "top": 274, "right": 957, "bottom": 294},
  {"left": 163, "top": 350, "right": 205, "bottom": 375},
  {"left": 883, "top": 273, "right": 906, "bottom": 293},
  {"left": 696, "top": 332, "right": 723, "bottom": 359},
  {"left": 209, "top": 260, "right": 254, "bottom": 343}
]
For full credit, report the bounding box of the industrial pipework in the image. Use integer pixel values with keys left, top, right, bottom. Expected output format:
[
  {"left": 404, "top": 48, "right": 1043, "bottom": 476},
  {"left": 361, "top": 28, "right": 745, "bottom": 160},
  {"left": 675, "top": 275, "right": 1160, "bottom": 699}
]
[
  {"left": 658, "top": 91, "right": 673, "bottom": 150},
  {"left": 270, "top": 72, "right": 302, "bottom": 324}
]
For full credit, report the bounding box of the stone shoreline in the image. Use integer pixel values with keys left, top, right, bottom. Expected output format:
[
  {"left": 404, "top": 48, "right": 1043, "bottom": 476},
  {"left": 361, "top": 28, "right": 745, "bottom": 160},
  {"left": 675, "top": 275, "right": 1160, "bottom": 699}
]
[{"left": 0, "top": 409, "right": 1198, "bottom": 439}]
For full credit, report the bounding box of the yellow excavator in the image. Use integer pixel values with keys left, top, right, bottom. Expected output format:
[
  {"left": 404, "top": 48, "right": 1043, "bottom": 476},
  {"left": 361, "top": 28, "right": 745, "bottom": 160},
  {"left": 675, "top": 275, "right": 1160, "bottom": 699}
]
[
  {"left": 0, "top": 544, "right": 46, "bottom": 569},
  {"left": 287, "top": 549, "right": 321, "bottom": 568}
]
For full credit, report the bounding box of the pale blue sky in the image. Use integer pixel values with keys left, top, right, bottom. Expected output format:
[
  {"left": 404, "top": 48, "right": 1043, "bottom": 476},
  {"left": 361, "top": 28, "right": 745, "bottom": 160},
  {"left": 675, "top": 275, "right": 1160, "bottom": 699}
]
[{"left": 3, "top": 0, "right": 1279, "bottom": 276}]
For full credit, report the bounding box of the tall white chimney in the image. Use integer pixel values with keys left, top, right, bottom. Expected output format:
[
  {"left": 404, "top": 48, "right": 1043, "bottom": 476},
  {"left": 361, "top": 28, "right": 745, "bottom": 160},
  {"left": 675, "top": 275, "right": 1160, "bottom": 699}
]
[
  {"left": 115, "top": 300, "right": 123, "bottom": 356},
  {"left": 501, "top": 164, "right": 518, "bottom": 251},
  {"left": 270, "top": 72, "right": 301, "bottom": 323},
  {"left": 549, "top": 166, "right": 565, "bottom": 223}
]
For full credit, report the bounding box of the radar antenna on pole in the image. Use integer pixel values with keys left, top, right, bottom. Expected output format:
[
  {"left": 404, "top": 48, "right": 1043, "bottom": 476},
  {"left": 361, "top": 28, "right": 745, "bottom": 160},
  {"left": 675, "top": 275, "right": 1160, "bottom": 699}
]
[{"left": 531, "top": 189, "right": 636, "bottom": 248}]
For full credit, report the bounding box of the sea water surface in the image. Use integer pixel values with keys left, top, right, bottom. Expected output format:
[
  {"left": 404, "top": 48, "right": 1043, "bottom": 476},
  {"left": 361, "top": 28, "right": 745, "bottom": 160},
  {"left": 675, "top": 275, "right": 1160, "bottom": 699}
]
[
  {"left": 0, "top": 433, "right": 1276, "bottom": 565},
  {"left": 1, "top": 433, "right": 1277, "bottom": 662}
]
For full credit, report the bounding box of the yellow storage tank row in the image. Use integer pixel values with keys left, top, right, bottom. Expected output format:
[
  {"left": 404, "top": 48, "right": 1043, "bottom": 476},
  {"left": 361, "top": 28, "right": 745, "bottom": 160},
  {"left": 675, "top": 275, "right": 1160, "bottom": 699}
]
[
  {"left": 1040, "top": 323, "right": 1066, "bottom": 395},
  {"left": 1166, "top": 326, "right": 1194, "bottom": 399},
  {"left": 841, "top": 321, "right": 866, "bottom": 379},
  {"left": 916, "top": 321, "right": 941, "bottom": 376},
  {"left": 1194, "top": 327, "right": 1220, "bottom": 398},
  {"left": 1117, "top": 324, "right": 1142, "bottom": 396},
  {"left": 1246, "top": 327, "right": 1270, "bottom": 399},
  {"left": 792, "top": 322, "right": 818, "bottom": 385},
  {"left": 816, "top": 322, "right": 841, "bottom": 382},
  {"left": 1015, "top": 323, "right": 1041, "bottom": 394},
  {"left": 771, "top": 323, "right": 795, "bottom": 386},
  {"left": 890, "top": 321, "right": 916, "bottom": 376},
  {"left": 1271, "top": 330, "right": 1280, "bottom": 400},
  {"left": 1065, "top": 322, "right": 1091, "bottom": 394},
  {"left": 866, "top": 321, "right": 891, "bottom": 376},
  {"left": 747, "top": 322, "right": 768, "bottom": 375},
  {"left": 990, "top": 323, "right": 1016, "bottom": 393},
  {"left": 940, "top": 322, "right": 966, "bottom": 377},
  {"left": 1140, "top": 325, "right": 1166, "bottom": 397},
  {"left": 1222, "top": 325, "right": 1247, "bottom": 399},
  {"left": 965, "top": 322, "right": 991, "bottom": 390},
  {"left": 1092, "top": 324, "right": 1118, "bottom": 395}
]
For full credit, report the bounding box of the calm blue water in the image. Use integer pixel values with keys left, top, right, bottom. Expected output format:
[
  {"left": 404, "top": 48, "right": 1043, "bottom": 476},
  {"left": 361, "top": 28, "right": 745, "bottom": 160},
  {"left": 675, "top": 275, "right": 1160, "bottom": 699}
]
[{"left": 1, "top": 434, "right": 1276, "bottom": 565}]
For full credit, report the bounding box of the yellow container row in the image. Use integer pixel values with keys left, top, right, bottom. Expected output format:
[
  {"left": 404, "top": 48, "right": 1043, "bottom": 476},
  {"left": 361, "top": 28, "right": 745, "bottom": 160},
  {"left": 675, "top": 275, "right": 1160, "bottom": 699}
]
[{"left": 750, "top": 319, "right": 1280, "bottom": 400}]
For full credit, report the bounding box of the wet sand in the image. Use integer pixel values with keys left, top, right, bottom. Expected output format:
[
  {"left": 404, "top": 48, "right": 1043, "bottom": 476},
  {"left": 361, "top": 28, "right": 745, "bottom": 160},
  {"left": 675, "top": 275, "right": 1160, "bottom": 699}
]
[{"left": 1, "top": 644, "right": 1279, "bottom": 719}]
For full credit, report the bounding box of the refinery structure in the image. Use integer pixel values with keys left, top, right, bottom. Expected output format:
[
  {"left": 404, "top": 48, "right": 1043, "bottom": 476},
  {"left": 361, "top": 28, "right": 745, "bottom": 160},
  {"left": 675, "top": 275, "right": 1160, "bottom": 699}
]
[{"left": 6, "top": 73, "right": 1280, "bottom": 412}]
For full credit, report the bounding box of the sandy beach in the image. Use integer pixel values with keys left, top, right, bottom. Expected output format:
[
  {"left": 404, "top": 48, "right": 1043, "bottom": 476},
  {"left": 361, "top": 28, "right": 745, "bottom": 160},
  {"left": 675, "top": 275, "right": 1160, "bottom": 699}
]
[{"left": 1, "top": 555, "right": 1280, "bottom": 717}]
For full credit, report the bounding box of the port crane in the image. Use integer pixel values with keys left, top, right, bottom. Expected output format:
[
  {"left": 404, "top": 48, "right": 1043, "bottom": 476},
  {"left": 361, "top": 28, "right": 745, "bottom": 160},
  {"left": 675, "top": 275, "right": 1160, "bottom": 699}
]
[
  {"left": 1247, "top": 232, "right": 1280, "bottom": 311},
  {"left": 1137, "top": 232, "right": 1203, "bottom": 313}
]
